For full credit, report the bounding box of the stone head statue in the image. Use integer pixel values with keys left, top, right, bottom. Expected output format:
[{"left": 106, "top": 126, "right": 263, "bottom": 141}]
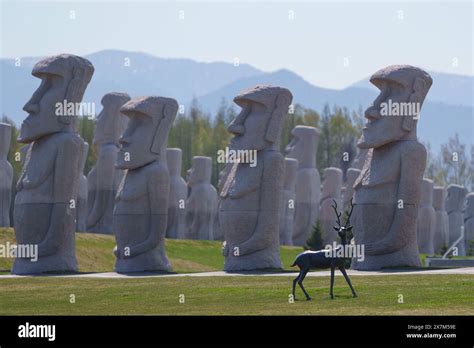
[
  {"left": 117, "top": 96, "right": 178, "bottom": 170},
  {"left": 358, "top": 65, "right": 433, "bottom": 149},
  {"left": 446, "top": 184, "right": 467, "bottom": 213},
  {"left": 446, "top": 184, "right": 467, "bottom": 214},
  {"left": 420, "top": 178, "right": 434, "bottom": 205},
  {"left": 228, "top": 85, "right": 292, "bottom": 151},
  {"left": 0, "top": 123, "right": 11, "bottom": 158},
  {"left": 433, "top": 186, "right": 447, "bottom": 211},
  {"left": 322, "top": 167, "right": 343, "bottom": 199},
  {"left": 346, "top": 168, "right": 361, "bottom": 187},
  {"left": 19, "top": 54, "right": 94, "bottom": 143},
  {"left": 466, "top": 193, "right": 474, "bottom": 219},
  {"left": 187, "top": 156, "right": 212, "bottom": 187},
  {"left": 167, "top": 148, "right": 183, "bottom": 176},
  {"left": 285, "top": 126, "right": 319, "bottom": 168},
  {"left": 283, "top": 158, "right": 298, "bottom": 190},
  {"left": 93, "top": 92, "right": 130, "bottom": 146}
]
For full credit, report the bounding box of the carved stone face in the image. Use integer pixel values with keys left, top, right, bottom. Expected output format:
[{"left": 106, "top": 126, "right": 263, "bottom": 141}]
[
  {"left": 94, "top": 93, "right": 130, "bottom": 146},
  {"left": 19, "top": 54, "right": 94, "bottom": 144},
  {"left": 284, "top": 126, "right": 318, "bottom": 166},
  {"left": 187, "top": 157, "right": 211, "bottom": 186},
  {"left": 116, "top": 112, "right": 159, "bottom": 170},
  {"left": 19, "top": 73, "right": 68, "bottom": 143},
  {"left": 117, "top": 96, "right": 178, "bottom": 170},
  {"left": 446, "top": 184, "right": 467, "bottom": 213},
  {"left": 358, "top": 79, "right": 412, "bottom": 149},
  {"left": 229, "top": 102, "right": 269, "bottom": 151}
]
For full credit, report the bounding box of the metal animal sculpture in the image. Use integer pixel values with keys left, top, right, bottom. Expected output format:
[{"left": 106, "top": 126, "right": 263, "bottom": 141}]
[{"left": 291, "top": 200, "right": 357, "bottom": 300}]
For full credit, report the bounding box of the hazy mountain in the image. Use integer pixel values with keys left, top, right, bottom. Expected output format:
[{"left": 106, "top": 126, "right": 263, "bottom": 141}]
[{"left": 1, "top": 50, "right": 471, "bottom": 150}]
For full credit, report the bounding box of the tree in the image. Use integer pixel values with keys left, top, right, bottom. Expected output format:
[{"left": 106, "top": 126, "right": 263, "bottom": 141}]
[{"left": 305, "top": 219, "right": 324, "bottom": 251}]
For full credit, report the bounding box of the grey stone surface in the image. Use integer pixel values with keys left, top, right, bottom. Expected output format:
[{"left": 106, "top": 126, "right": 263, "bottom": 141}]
[
  {"left": 214, "top": 164, "right": 232, "bottom": 241},
  {"left": 185, "top": 156, "right": 218, "bottom": 240},
  {"left": 464, "top": 193, "right": 474, "bottom": 255},
  {"left": 319, "top": 167, "right": 343, "bottom": 245},
  {"left": 351, "top": 65, "right": 432, "bottom": 270},
  {"left": 417, "top": 178, "right": 436, "bottom": 254},
  {"left": 13, "top": 54, "right": 94, "bottom": 274},
  {"left": 352, "top": 147, "right": 369, "bottom": 170},
  {"left": 113, "top": 96, "right": 178, "bottom": 273},
  {"left": 342, "top": 167, "right": 360, "bottom": 212},
  {"left": 433, "top": 186, "right": 449, "bottom": 254},
  {"left": 166, "top": 148, "right": 187, "bottom": 239},
  {"left": 446, "top": 184, "right": 467, "bottom": 256},
  {"left": 87, "top": 92, "right": 130, "bottom": 234},
  {"left": 284, "top": 126, "right": 321, "bottom": 246},
  {"left": 279, "top": 158, "right": 298, "bottom": 245},
  {"left": 220, "top": 85, "right": 292, "bottom": 271},
  {"left": 0, "top": 123, "right": 13, "bottom": 227},
  {"left": 76, "top": 141, "right": 89, "bottom": 232}
]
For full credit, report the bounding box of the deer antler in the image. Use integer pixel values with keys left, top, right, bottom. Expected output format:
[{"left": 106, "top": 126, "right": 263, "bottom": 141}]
[
  {"left": 331, "top": 199, "right": 342, "bottom": 227},
  {"left": 344, "top": 198, "right": 354, "bottom": 228}
]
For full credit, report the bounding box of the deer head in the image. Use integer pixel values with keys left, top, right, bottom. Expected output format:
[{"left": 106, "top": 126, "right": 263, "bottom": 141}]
[{"left": 331, "top": 199, "right": 354, "bottom": 245}]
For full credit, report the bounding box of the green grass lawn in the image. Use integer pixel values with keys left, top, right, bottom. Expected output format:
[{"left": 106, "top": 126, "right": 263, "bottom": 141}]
[
  {"left": 0, "top": 275, "right": 472, "bottom": 315},
  {"left": 0, "top": 228, "right": 302, "bottom": 274}
]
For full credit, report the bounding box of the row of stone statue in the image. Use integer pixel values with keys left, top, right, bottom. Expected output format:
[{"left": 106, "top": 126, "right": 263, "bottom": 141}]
[
  {"left": 2, "top": 53, "right": 470, "bottom": 274},
  {"left": 417, "top": 181, "right": 473, "bottom": 256}
]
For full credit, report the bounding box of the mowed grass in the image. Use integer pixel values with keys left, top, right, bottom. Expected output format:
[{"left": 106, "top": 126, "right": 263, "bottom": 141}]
[
  {"left": 0, "top": 228, "right": 302, "bottom": 274},
  {"left": 0, "top": 275, "right": 472, "bottom": 315}
]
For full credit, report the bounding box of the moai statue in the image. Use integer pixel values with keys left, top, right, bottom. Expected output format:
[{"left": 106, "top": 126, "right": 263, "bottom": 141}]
[
  {"left": 319, "top": 167, "right": 343, "bottom": 245},
  {"left": 185, "top": 156, "right": 218, "bottom": 240},
  {"left": 12, "top": 54, "right": 94, "bottom": 274},
  {"left": 342, "top": 168, "right": 361, "bottom": 212},
  {"left": 166, "top": 148, "right": 187, "bottom": 239},
  {"left": 113, "top": 96, "right": 178, "bottom": 273},
  {"left": 351, "top": 65, "right": 432, "bottom": 270},
  {"left": 220, "top": 85, "right": 292, "bottom": 271},
  {"left": 464, "top": 193, "right": 474, "bottom": 256},
  {"left": 279, "top": 158, "right": 298, "bottom": 245},
  {"left": 76, "top": 141, "right": 89, "bottom": 232},
  {"left": 87, "top": 92, "right": 130, "bottom": 234},
  {"left": 0, "top": 123, "right": 13, "bottom": 227},
  {"left": 417, "top": 178, "right": 436, "bottom": 254},
  {"left": 284, "top": 126, "right": 321, "bottom": 246},
  {"left": 446, "top": 184, "right": 467, "bottom": 256},
  {"left": 433, "top": 186, "right": 449, "bottom": 254}
]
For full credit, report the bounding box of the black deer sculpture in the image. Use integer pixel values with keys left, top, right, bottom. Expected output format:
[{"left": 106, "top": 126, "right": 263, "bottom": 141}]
[{"left": 291, "top": 199, "right": 357, "bottom": 300}]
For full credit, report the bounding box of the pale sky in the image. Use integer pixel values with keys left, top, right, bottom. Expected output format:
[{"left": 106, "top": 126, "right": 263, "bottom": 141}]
[{"left": 1, "top": 0, "right": 473, "bottom": 89}]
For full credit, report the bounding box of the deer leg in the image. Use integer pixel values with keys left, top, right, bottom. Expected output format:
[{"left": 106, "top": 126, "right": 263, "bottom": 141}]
[
  {"left": 298, "top": 269, "right": 311, "bottom": 301},
  {"left": 330, "top": 266, "right": 335, "bottom": 299},
  {"left": 292, "top": 271, "right": 301, "bottom": 300},
  {"left": 339, "top": 266, "right": 357, "bottom": 297}
]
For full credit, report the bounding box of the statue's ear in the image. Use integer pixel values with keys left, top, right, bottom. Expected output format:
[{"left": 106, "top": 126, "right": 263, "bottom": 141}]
[
  {"left": 151, "top": 103, "right": 177, "bottom": 154},
  {"left": 402, "top": 77, "right": 426, "bottom": 132},
  {"left": 265, "top": 94, "right": 290, "bottom": 143},
  {"left": 59, "top": 66, "right": 88, "bottom": 125}
]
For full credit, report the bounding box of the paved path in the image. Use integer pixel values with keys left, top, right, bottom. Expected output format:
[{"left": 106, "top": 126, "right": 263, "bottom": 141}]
[{"left": 1, "top": 267, "right": 473, "bottom": 279}]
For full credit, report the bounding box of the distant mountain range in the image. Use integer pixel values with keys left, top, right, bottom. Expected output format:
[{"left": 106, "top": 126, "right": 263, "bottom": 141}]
[{"left": 1, "top": 49, "right": 472, "bottom": 150}]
